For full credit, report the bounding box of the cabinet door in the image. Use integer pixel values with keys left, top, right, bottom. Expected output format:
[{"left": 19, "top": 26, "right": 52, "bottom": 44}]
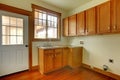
[
  {"left": 44, "top": 50, "right": 54, "bottom": 73},
  {"left": 62, "top": 48, "right": 69, "bottom": 67},
  {"left": 97, "top": 1, "right": 110, "bottom": 34},
  {"left": 54, "top": 49, "right": 62, "bottom": 69},
  {"left": 86, "top": 7, "right": 96, "bottom": 35},
  {"left": 111, "top": 0, "right": 120, "bottom": 32},
  {"left": 63, "top": 17, "right": 69, "bottom": 36},
  {"left": 77, "top": 12, "right": 85, "bottom": 35},
  {"left": 68, "top": 47, "right": 83, "bottom": 68},
  {"left": 68, "top": 14, "right": 77, "bottom": 36}
]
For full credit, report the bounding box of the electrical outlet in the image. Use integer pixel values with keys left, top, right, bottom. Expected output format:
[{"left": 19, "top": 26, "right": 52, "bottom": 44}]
[
  {"left": 80, "top": 41, "right": 84, "bottom": 44},
  {"left": 109, "top": 59, "right": 114, "bottom": 63}
]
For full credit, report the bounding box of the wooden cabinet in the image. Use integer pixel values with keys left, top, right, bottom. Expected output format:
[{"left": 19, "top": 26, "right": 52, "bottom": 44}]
[
  {"left": 63, "top": 17, "right": 69, "bottom": 36},
  {"left": 68, "top": 47, "right": 83, "bottom": 68},
  {"left": 39, "top": 48, "right": 62, "bottom": 74},
  {"left": 62, "top": 48, "right": 69, "bottom": 67},
  {"left": 68, "top": 14, "right": 77, "bottom": 36},
  {"left": 77, "top": 12, "right": 85, "bottom": 35},
  {"left": 44, "top": 50, "right": 54, "bottom": 72},
  {"left": 86, "top": 7, "right": 96, "bottom": 35},
  {"left": 97, "top": 1, "right": 111, "bottom": 34},
  {"left": 111, "top": 0, "right": 120, "bottom": 32},
  {"left": 54, "top": 49, "right": 62, "bottom": 69}
]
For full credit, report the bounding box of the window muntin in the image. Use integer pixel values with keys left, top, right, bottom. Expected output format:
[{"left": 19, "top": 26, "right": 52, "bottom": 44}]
[
  {"left": 2, "top": 15, "right": 23, "bottom": 45},
  {"left": 33, "top": 6, "right": 61, "bottom": 40}
]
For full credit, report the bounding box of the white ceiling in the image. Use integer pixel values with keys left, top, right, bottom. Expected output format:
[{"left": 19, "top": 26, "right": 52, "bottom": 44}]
[{"left": 40, "top": 0, "right": 92, "bottom": 11}]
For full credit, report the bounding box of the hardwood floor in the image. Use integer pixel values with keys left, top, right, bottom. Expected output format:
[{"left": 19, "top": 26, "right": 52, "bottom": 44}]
[{"left": 0, "top": 67, "right": 116, "bottom": 80}]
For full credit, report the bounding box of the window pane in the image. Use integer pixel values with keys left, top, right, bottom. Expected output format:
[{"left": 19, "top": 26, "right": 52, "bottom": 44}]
[
  {"left": 2, "top": 16, "right": 9, "bottom": 25},
  {"left": 39, "top": 19, "right": 42, "bottom": 26},
  {"left": 47, "top": 28, "right": 57, "bottom": 38},
  {"left": 10, "top": 17, "right": 17, "bottom": 26},
  {"left": 35, "top": 26, "right": 46, "bottom": 39},
  {"left": 54, "top": 17, "right": 57, "bottom": 23},
  {"left": 35, "top": 11, "right": 39, "bottom": 18},
  {"left": 10, "top": 27, "right": 16, "bottom": 35},
  {"left": 17, "top": 28, "right": 23, "bottom": 35},
  {"left": 39, "top": 12, "right": 42, "bottom": 19},
  {"left": 35, "top": 19, "right": 39, "bottom": 26},
  {"left": 17, "top": 18, "right": 23, "bottom": 27},
  {"left": 51, "top": 16, "right": 54, "bottom": 21},
  {"left": 48, "top": 15, "right": 51, "bottom": 21},
  {"left": 2, "top": 36, "right": 10, "bottom": 45},
  {"left": 2, "top": 26, "right": 10, "bottom": 35},
  {"left": 54, "top": 22, "right": 57, "bottom": 27},
  {"left": 10, "top": 36, "right": 16, "bottom": 44},
  {"left": 43, "top": 20, "right": 46, "bottom": 26},
  {"left": 43, "top": 13, "right": 46, "bottom": 20},
  {"left": 33, "top": 8, "right": 60, "bottom": 40},
  {"left": 17, "top": 36, "right": 23, "bottom": 44}
]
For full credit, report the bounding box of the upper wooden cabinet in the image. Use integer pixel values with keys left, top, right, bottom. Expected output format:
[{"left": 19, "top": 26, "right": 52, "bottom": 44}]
[
  {"left": 77, "top": 12, "right": 85, "bottom": 35},
  {"left": 68, "top": 14, "right": 77, "bottom": 36},
  {"left": 97, "top": 1, "right": 111, "bottom": 34},
  {"left": 63, "top": 17, "right": 69, "bottom": 36},
  {"left": 86, "top": 7, "right": 96, "bottom": 35},
  {"left": 111, "top": 0, "right": 120, "bottom": 32}
]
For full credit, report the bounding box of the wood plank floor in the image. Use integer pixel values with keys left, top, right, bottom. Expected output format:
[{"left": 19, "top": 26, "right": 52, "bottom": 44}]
[{"left": 0, "top": 67, "right": 116, "bottom": 80}]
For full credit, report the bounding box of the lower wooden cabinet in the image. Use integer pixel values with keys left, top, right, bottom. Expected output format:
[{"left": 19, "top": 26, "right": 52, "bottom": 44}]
[
  {"left": 54, "top": 49, "right": 62, "bottom": 70},
  {"left": 38, "top": 47, "right": 82, "bottom": 74},
  {"left": 62, "top": 48, "right": 69, "bottom": 67},
  {"left": 39, "top": 48, "right": 62, "bottom": 74},
  {"left": 68, "top": 47, "right": 83, "bottom": 68}
]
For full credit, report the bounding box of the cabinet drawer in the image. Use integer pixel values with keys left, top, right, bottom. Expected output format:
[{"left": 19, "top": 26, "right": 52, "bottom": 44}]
[
  {"left": 54, "top": 49, "right": 62, "bottom": 53},
  {"left": 44, "top": 49, "right": 54, "bottom": 54}
]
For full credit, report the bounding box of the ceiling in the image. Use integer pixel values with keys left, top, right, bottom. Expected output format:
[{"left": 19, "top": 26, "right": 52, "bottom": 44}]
[{"left": 40, "top": 0, "right": 92, "bottom": 11}]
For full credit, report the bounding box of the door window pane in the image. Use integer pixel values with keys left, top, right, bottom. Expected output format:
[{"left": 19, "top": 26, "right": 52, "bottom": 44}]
[
  {"left": 17, "top": 18, "right": 23, "bottom": 27},
  {"left": 10, "top": 17, "right": 17, "bottom": 26},
  {"left": 17, "top": 36, "right": 23, "bottom": 44},
  {"left": 2, "top": 26, "right": 10, "bottom": 35},
  {"left": 2, "top": 15, "right": 24, "bottom": 45},
  {"left": 17, "top": 28, "right": 23, "bottom": 35},
  {"left": 2, "top": 36, "right": 10, "bottom": 45},
  {"left": 2, "top": 16, "right": 9, "bottom": 25},
  {"left": 10, "top": 36, "right": 16, "bottom": 44},
  {"left": 10, "top": 27, "right": 16, "bottom": 35}
]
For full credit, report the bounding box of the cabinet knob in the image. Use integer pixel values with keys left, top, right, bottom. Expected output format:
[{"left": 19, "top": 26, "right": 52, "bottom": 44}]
[
  {"left": 54, "top": 54, "right": 56, "bottom": 57},
  {"left": 113, "top": 25, "right": 116, "bottom": 29},
  {"left": 108, "top": 27, "right": 110, "bottom": 30}
]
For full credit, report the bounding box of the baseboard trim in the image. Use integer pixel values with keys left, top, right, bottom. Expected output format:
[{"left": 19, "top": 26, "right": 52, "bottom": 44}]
[
  {"left": 82, "top": 63, "right": 120, "bottom": 80},
  {"left": 32, "top": 65, "right": 39, "bottom": 70}
]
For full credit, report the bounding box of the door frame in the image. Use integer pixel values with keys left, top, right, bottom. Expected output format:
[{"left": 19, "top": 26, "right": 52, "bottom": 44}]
[{"left": 0, "top": 3, "right": 33, "bottom": 71}]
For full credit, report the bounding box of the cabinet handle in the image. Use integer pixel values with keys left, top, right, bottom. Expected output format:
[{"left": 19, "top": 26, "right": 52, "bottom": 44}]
[
  {"left": 108, "top": 27, "right": 110, "bottom": 30},
  {"left": 54, "top": 54, "right": 56, "bottom": 57},
  {"left": 113, "top": 25, "right": 116, "bottom": 29}
]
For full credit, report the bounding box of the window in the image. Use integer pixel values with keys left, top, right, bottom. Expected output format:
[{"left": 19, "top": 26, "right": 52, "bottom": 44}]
[
  {"left": 32, "top": 4, "right": 61, "bottom": 40},
  {"left": 2, "top": 15, "right": 23, "bottom": 45}
]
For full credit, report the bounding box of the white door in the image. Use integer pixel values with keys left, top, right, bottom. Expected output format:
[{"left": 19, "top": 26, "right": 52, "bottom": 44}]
[{"left": 0, "top": 10, "right": 29, "bottom": 76}]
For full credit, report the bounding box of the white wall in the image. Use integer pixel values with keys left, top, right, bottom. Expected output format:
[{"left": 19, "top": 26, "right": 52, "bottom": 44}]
[
  {"left": 69, "top": 34, "right": 120, "bottom": 75},
  {"left": 0, "top": 0, "right": 68, "bottom": 66},
  {"left": 68, "top": 0, "right": 120, "bottom": 75}
]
